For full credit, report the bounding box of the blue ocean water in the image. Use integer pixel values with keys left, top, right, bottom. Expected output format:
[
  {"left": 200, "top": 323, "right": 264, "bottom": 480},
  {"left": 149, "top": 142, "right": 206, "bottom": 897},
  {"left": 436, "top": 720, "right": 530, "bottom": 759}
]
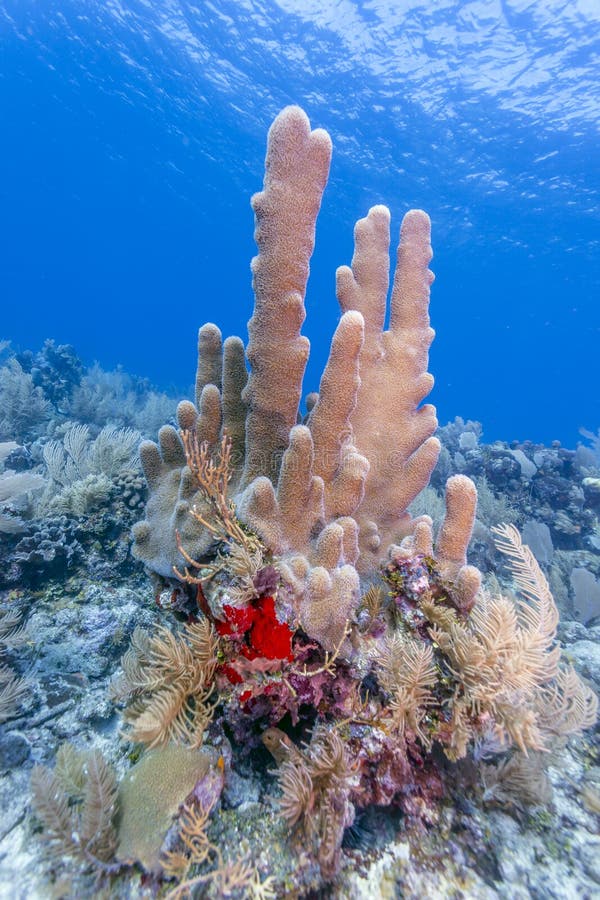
[{"left": 1, "top": 0, "right": 598, "bottom": 446}]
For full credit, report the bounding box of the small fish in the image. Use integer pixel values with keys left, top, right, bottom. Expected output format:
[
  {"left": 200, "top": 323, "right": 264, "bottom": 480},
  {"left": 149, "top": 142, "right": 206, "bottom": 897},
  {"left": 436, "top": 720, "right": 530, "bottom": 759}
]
[
  {"left": 261, "top": 727, "right": 301, "bottom": 765},
  {"left": 190, "top": 754, "right": 226, "bottom": 812}
]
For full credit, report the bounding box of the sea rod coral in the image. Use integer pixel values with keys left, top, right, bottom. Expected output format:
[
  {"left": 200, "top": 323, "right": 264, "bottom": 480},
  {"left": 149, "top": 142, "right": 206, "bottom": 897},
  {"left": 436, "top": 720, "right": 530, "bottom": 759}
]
[{"left": 32, "top": 106, "right": 598, "bottom": 891}]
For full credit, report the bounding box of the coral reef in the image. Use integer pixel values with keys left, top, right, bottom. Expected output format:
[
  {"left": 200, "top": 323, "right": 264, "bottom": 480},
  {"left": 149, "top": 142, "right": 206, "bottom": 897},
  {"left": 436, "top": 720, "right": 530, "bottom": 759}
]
[
  {"left": 0, "top": 360, "right": 51, "bottom": 442},
  {"left": 66, "top": 362, "right": 177, "bottom": 434},
  {"left": 16, "top": 339, "right": 84, "bottom": 408},
  {"left": 37, "top": 423, "right": 141, "bottom": 517},
  {"left": 0, "top": 441, "right": 44, "bottom": 534},
  {"left": 431, "top": 417, "right": 600, "bottom": 627},
  {"left": 13, "top": 106, "right": 599, "bottom": 899}
]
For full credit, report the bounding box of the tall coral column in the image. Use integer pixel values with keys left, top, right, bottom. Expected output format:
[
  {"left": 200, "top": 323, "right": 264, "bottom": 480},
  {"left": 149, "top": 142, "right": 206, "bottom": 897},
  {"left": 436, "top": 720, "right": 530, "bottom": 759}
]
[
  {"left": 337, "top": 206, "right": 441, "bottom": 570},
  {"left": 241, "top": 106, "right": 332, "bottom": 487}
]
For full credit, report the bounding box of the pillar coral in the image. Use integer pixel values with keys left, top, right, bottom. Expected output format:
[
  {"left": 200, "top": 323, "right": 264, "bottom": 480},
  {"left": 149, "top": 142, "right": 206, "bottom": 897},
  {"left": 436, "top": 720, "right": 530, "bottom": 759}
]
[
  {"left": 336, "top": 205, "right": 441, "bottom": 571},
  {"left": 132, "top": 105, "right": 477, "bottom": 649}
]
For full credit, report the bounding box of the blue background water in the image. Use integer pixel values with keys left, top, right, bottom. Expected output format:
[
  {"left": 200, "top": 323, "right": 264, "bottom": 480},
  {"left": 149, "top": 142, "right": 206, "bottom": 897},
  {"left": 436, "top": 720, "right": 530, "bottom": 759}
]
[{"left": 1, "top": 1, "right": 598, "bottom": 446}]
